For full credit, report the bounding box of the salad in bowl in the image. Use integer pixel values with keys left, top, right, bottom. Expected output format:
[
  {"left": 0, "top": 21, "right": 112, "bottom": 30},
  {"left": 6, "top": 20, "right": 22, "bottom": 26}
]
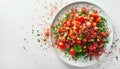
[{"left": 50, "top": 1, "right": 113, "bottom": 67}]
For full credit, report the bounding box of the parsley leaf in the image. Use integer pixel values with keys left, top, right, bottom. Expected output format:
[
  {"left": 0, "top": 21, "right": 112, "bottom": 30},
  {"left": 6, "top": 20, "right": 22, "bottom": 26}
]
[{"left": 73, "top": 44, "right": 82, "bottom": 52}]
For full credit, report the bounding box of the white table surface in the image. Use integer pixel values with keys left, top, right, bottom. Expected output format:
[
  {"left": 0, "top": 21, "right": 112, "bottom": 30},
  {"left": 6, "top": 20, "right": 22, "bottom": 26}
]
[{"left": 0, "top": 0, "right": 120, "bottom": 69}]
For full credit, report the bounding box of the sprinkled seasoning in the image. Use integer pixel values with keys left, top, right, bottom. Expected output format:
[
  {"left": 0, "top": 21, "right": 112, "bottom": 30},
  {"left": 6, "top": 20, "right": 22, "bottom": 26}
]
[
  {"left": 40, "top": 45, "right": 43, "bottom": 47},
  {"left": 37, "top": 39, "right": 40, "bottom": 42},
  {"left": 32, "top": 30, "right": 34, "bottom": 34},
  {"left": 37, "top": 30, "right": 39, "bottom": 32},
  {"left": 37, "top": 34, "right": 40, "bottom": 36},
  {"left": 45, "top": 28, "right": 50, "bottom": 39},
  {"left": 50, "top": 6, "right": 58, "bottom": 16},
  {"left": 24, "top": 38, "right": 26, "bottom": 41},
  {"left": 21, "top": 0, "right": 120, "bottom": 69},
  {"left": 43, "top": 39, "right": 47, "bottom": 42},
  {"left": 116, "top": 56, "right": 118, "bottom": 61},
  {"left": 23, "top": 46, "right": 26, "bottom": 49}
]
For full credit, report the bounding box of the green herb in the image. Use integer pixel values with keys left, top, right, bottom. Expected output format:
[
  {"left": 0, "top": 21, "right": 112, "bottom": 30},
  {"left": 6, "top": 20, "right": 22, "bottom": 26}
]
[
  {"left": 73, "top": 44, "right": 82, "bottom": 52},
  {"left": 55, "top": 23, "right": 61, "bottom": 28},
  {"left": 80, "top": 10, "right": 87, "bottom": 16},
  {"left": 55, "top": 34, "right": 59, "bottom": 38},
  {"left": 98, "top": 24, "right": 107, "bottom": 32},
  {"left": 103, "top": 38, "right": 109, "bottom": 43},
  {"left": 66, "top": 48, "right": 70, "bottom": 52},
  {"left": 74, "top": 52, "right": 87, "bottom": 59},
  {"left": 65, "top": 13, "right": 70, "bottom": 21},
  {"left": 84, "top": 54, "right": 89, "bottom": 59},
  {"left": 79, "top": 36, "right": 83, "bottom": 40},
  {"left": 57, "top": 18, "right": 59, "bottom": 21},
  {"left": 75, "top": 53, "right": 83, "bottom": 58},
  {"left": 101, "top": 17, "right": 107, "bottom": 22}
]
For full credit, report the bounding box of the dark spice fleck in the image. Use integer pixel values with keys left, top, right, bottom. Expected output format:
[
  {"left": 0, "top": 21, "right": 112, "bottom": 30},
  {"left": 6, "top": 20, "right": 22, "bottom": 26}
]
[
  {"left": 40, "top": 45, "right": 43, "bottom": 47},
  {"left": 24, "top": 38, "right": 26, "bottom": 41},
  {"left": 47, "top": 18, "right": 49, "bottom": 20},
  {"left": 44, "top": 39, "right": 47, "bottom": 41},
  {"left": 37, "top": 30, "right": 39, "bottom": 32},
  {"left": 37, "top": 39, "right": 40, "bottom": 42},
  {"left": 37, "top": 34, "right": 40, "bottom": 36},
  {"left": 116, "top": 56, "right": 118, "bottom": 61},
  {"left": 32, "top": 30, "right": 34, "bottom": 34},
  {"left": 23, "top": 46, "right": 26, "bottom": 49}
]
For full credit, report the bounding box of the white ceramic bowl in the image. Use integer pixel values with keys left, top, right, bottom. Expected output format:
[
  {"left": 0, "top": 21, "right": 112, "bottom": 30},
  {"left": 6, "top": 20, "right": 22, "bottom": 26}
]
[{"left": 50, "top": 1, "right": 113, "bottom": 67}]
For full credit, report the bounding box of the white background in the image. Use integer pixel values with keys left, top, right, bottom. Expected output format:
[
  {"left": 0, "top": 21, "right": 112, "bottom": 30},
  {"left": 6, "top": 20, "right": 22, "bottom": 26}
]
[{"left": 0, "top": 0, "right": 120, "bottom": 69}]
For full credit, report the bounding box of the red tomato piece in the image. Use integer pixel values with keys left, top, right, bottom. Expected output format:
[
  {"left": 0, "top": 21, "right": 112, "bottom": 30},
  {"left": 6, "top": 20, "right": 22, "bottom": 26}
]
[
  {"left": 73, "top": 26, "right": 79, "bottom": 32},
  {"left": 69, "top": 19, "right": 73, "bottom": 23},
  {"left": 83, "top": 38, "right": 87, "bottom": 42},
  {"left": 91, "top": 13, "right": 99, "bottom": 19},
  {"left": 96, "top": 17, "right": 101, "bottom": 23},
  {"left": 70, "top": 48, "right": 76, "bottom": 56},
  {"left": 88, "top": 45, "right": 94, "bottom": 51},
  {"left": 60, "top": 27, "right": 65, "bottom": 32},
  {"left": 92, "top": 22, "right": 97, "bottom": 27},
  {"left": 94, "top": 27, "right": 98, "bottom": 31},
  {"left": 77, "top": 16, "right": 84, "bottom": 22},
  {"left": 58, "top": 42, "right": 65, "bottom": 50},
  {"left": 67, "top": 21, "right": 72, "bottom": 27},
  {"left": 100, "top": 32, "right": 107, "bottom": 37},
  {"left": 76, "top": 40, "right": 81, "bottom": 44},
  {"left": 93, "top": 43, "right": 98, "bottom": 49},
  {"left": 82, "top": 7, "right": 87, "bottom": 14},
  {"left": 86, "top": 22, "right": 91, "bottom": 28}
]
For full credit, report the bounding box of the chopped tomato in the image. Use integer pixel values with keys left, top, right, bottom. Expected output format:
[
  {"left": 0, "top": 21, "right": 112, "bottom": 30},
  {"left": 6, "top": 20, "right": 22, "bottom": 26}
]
[
  {"left": 88, "top": 45, "right": 94, "bottom": 51},
  {"left": 86, "top": 22, "right": 91, "bottom": 28},
  {"left": 67, "top": 21, "right": 72, "bottom": 27},
  {"left": 69, "top": 19, "right": 73, "bottom": 23},
  {"left": 77, "top": 16, "right": 84, "bottom": 22},
  {"left": 73, "top": 26, "right": 79, "bottom": 32},
  {"left": 59, "top": 27, "right": 65, "bottom": 32},
  {"left": 70, "top": 48, "right": 76, "bottom": 56},
  {"left": 91, "top": 13, "right": 99, "bottom": 19},
  {"left": 93, "top": 43, "right": 98, "bottom": 49},
  {"left": 92, "top": 22, "right": 97, "bottom": 27},
  {"left": 94, "top": 27, "right": 98, "bottom": 31},
  {"left": 96, "top": 17, "right": 101, "bottom": 23},
  {"left": 63, "top": 20, "right": 67, "bottom": 24},
  {"left": 100, "top": 32, "right": 107, "bottom": 37},
  {"left": 72, "top": 39, "right": 77, "bottom": 43},
  {"left": 58, "top": 42, "right": 65, "bottom": 50},
  {"left": 76, "top": 40, "right": 81, "bottom": 44},
  {"left": 83, "top": 38, "right": 87, "bottom": 42},
  {"left": 82, "top": 7, "right": 87, "bottom": 14}
]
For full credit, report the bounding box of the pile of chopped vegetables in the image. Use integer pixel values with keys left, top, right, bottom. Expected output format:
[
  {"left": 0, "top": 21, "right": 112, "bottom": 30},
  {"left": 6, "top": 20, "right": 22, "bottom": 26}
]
[{"left": 52, "top": 7, "right": 109, "bottom": 60}]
